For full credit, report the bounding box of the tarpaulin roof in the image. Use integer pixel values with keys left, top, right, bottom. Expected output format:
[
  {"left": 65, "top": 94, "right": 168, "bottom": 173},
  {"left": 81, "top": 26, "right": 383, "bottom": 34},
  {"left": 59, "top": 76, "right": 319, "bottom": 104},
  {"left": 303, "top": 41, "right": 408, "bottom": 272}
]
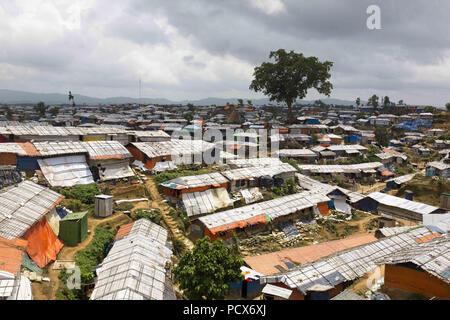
[
  {"left": 199, "top": 190, "right": 330, "bottom": 231},
  {"left": 162, "top": 172, "right": 228, "bottom": 189},
  {"left": 22, "top": 217, "right": 63, "bottom": 268},
  {"left": 0, "top": 181, "right": 64, "bottom": 240},
  {"left": 261, "top": 226, "right": 436, "bottom": 294},
  {"left": 0, "top": 237, "right": 28, "bottom": 276},
  {"left": 131, "top": 140, "right": 215, "bottom": 159},
  {"left": 245, "top": 234, "right": 377, "bottom": 276},
  {"left": 221, "top": 163, "right": 296, "bottom": 181},
  {"left": 366, "top": 192, "right": 440, "bottom": 215},
  {"left": 90, "top": 219, "right": 174, "bottom": 300},
  {"left": 98, "top": 161, "right": 134, "bottom": 181},
  {"left": 38, "top": 155, "right": 94, "bottom": 187},
  {"left": 182, "top": 187, "right": 233, "bottom": 217},
  {"left": 228, "top": 157, "right": 284, "bottom": 168}
]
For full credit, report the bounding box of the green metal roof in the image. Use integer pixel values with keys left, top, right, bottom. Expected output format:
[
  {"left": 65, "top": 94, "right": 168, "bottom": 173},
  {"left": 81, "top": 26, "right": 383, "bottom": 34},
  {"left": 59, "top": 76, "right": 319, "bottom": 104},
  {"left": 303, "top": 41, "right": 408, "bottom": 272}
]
[{"left": 61, "top": 211, "right": 88, "bottom": 221}]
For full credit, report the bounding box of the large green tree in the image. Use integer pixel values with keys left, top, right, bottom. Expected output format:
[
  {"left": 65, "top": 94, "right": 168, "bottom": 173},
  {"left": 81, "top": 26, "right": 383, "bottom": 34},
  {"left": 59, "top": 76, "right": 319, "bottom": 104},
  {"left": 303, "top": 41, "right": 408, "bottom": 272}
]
[
  {"left": 374, "top": 126, "right": 391, "bottom": 147},
  {"left": 368, "top": 95, "right": 379, "bottom": 107},
  {"left": 249, "top": 49, "right": 333, "bottom": 123},
  {"left": 174, "top": 237, "right": 243, "bottom": 300},
  {"left": 446, "top": 103, "right": 450, "bottom": 112},
  {"left": 34, "top": 101, "right": 48, "bottom": 117},
  {"left": 356, "top": 97, "right": 361, "bottom": 107}
]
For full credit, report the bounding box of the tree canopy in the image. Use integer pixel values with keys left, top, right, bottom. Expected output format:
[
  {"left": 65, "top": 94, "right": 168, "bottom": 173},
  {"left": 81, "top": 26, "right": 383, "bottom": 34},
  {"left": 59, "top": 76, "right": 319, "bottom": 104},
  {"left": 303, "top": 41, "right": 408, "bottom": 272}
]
[
  {"left": 368, "top": 94, "right": 379, "bottom": 107},
  {"left": 446, "top": 103, "right": 450, "bottom": 112},
  {"left": 174, "top": 237, "right": 243, "bottom": 300},
  {"left": 34, "top": 101, "right": 48, "bottom": 117},
  {"left": 249, "top": 49, "right": 333, "bottom": 123},
  {"left": 374, "top": 126, "right": 391, "bottom": 147}
]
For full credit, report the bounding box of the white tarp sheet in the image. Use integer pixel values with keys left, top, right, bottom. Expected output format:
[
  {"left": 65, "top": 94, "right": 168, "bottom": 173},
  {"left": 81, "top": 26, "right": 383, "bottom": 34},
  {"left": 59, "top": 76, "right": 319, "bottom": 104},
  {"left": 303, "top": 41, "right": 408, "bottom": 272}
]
[
  {"left": 99, "top": 163, "right": 134, "bottom": 181},
  {"left": 182, "top": 187, "right": 233, "bottom": 218},
  {"left": 38, "top": 155, "right": 94, "bottom": 187},
  {"left": 152, "top": 161, "right": 177, "bottom": 173},
  {"left": 240, "top": 187, "right": 264, "bottom": 204},
  {"left": 334, "top": 199, "right": 352, "bottom": 215}
]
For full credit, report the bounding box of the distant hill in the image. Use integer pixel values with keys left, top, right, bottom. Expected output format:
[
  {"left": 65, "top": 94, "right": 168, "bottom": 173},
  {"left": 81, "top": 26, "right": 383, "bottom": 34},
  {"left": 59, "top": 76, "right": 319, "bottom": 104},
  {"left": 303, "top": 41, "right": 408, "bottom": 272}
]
[{"left": 0, "top": 89, "right": 359, "bottom": 106}]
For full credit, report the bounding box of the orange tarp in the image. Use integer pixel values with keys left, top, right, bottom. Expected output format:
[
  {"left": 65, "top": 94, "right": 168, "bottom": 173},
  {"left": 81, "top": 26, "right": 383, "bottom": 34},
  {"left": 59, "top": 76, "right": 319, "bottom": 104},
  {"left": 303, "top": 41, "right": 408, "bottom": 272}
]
[
  {"left": 208, "top": 214, "right": 269, "bottom": 234},
  {"left": 0, "top": 237, "right": 28, "bottom": 275},
  {"left": 22, "top": 217, "right": 63, "bottom": 268},
  {"left": 317, "top": 202, "right": 331, "bottom": 216},
  {"left": 115, "top": 222, "right": 134, "bottom": 240}
]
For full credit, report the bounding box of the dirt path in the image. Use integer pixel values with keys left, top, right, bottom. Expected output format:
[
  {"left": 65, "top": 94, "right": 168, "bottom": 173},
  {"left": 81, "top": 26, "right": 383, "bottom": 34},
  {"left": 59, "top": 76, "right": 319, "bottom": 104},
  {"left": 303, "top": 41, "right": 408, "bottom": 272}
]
[
  {"left": 144, "top": 178, "right": 194, "bottom": 250},
  {"left": 32, "top": 212, "right": 133, "bottom": 300},
  {"left": 358, "top": 182, "right": 386, "bottom": 195}
]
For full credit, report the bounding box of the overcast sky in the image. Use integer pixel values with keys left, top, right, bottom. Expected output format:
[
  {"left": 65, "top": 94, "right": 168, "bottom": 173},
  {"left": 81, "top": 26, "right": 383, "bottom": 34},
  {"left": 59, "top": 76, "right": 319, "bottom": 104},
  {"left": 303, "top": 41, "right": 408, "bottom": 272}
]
[{"left": 0, "top": 0, "right": 449, "bottom": 106}]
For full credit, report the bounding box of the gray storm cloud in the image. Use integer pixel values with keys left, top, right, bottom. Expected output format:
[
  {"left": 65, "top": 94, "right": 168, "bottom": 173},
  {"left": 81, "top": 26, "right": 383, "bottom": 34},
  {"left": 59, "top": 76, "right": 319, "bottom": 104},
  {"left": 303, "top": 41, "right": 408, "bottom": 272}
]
[{"left": 0, "top": 0, "right": 449, "bottom": 106}]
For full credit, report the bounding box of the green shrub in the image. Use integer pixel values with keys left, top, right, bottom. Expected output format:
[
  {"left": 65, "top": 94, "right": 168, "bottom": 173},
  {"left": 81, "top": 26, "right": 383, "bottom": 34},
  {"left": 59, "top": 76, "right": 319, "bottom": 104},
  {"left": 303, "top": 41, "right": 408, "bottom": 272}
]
[
  {"left": 67, "top": 200, "right": 83, "bottom": 212},
  {"left": 75, "top": 226, "right": 115, "bottom": 285},
  {"left": 134, "top": 209, "right": 164, "bottom": 226},
  {"left": 173, "top": 239, "right": 186, "bottom": 255}
]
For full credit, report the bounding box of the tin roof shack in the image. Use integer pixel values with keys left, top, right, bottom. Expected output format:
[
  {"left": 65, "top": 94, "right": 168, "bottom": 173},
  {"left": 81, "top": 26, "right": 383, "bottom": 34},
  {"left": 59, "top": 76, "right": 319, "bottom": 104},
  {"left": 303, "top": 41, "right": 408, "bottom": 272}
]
[
  {"left": 161, "top": 172, "right": 229, "bottom": 203},
  {"left": 0, "top": 142, "right": 41, "bottom": 171},
  {"left": 326, "top": 145, "right": 367, "bottom": 157},
  {"left": 95, "top": 195, "right": 113, "bottom": 218},
  {"left": 90, "top": 219, "right": 176, "bottom": 300},
  {"left": 378, "top": 235, "right": 450, "bottom": 300},
  {"left": 221, "top": 164, "right": 297, "bottom": 192},
  {"left": 385, "top": 173, "right": 416, "bottom": 190},
  {"left": 355, "top": 192, "right": 444, "bottom": 222},
  {"left": 426, "top": 161, "right": 450, "bottom": 181},
  {"left": 127, "top": 140, "right": 215, "bottom": 170},
  {"left": 297, "top": 162, "right": 383, "bottom": 182},
  {"left": 227, "top": 157, "right": 284, "bottom": 168},
  {"left": 130, "top": 130, "right": 171, "bottom": 142},
  {"left": 245, "top": 234, "right": 377, "bottom": 276},
  {"left": 197, "top": 190, "right": 330, "bottom": 242},
  {"left": 259, "top": 226, "right": 435, "bottom": 300},
  {"left": 84, "top": 141, "right": 134, "bottom": 182},
  {"left": 0, "top": 237, "right": 32, "bottom": 300},
  {"left": 0, "top": 181, "right": 64, "bottom": 268},
  {"left": 58, "top": 211, "right": 88, "bottom": 246},
  {"left": 275, "top": 149, "right": 317, "bottom": 163}
]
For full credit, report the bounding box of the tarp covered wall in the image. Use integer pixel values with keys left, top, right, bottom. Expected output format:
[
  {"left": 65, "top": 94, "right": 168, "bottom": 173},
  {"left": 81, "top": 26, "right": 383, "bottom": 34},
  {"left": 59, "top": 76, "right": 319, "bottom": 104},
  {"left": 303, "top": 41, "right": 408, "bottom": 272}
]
[
  {"left": 22, "top": 218, "right": 64, "bottom": 268},
  {"left": 37, "top": 155, "right": 94, "bottom": 187}
]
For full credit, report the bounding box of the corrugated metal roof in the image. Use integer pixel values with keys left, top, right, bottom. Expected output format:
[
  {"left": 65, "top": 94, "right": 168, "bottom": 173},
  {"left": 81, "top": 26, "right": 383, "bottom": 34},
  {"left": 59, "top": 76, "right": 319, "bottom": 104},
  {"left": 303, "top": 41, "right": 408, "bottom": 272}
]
[
  {"left": 162, "top": 172, "right": 228, "bottom": 189},
  {"left": 221, "top": 163, "right": 296, "bottom": 181},
  {"left": 199, "top": 190, "right": 329, "bottom": 230},
  {"left": 0, "top": 181, "right": 64, "bottom": 239},
  {"left": 297, "top": 162, "right": 383, "bottom": 174},
  {"left": 367, "top": 192, "right": 440, "bottom": 215},
  {"left": 131, "top": 140, "right": 215, "bottom": 158},
  {"left": 377, "top": 235, "right": 449, "bottom": 283},
  {"left": 90, "top": 219, "right": 174, "bottom": 300},
  {"left": 228, "top": 157, "right": 283, "bottom": 168},
  {"left": 261, "top": 226, "right": 436, "bottom": 294}
]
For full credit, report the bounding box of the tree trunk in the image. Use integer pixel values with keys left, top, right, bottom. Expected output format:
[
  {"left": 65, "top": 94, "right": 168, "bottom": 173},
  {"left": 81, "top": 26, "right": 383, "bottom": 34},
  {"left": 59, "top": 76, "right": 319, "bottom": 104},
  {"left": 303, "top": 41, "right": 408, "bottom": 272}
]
[{"left": 286, "top": 100, "right": 293, "bottom": 124}]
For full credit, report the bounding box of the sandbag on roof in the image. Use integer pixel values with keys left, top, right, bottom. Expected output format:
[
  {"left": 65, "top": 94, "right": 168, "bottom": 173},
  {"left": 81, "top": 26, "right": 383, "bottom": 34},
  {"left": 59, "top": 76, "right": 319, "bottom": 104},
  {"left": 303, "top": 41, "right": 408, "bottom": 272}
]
[
  {"left": 22, "top": 217, "right": 63, "bottom": 268},
  {"left": 38, "top": 155, "right": 94, "bottom": 187}
]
